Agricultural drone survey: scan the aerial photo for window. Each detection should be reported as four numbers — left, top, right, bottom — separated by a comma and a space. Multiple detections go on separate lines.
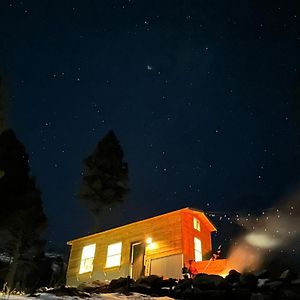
194, 237, 202, 262
79, 244, 96, 274
106, 242, 122, 268
193, 217, 200, 231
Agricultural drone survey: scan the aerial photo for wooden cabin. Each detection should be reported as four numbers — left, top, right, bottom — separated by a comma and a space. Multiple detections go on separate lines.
66, 207, 220, 286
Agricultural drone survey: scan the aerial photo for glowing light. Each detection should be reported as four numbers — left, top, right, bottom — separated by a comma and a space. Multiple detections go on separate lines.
106, 242, 122, 268
147, 242, 158, 250
194, 237, 202, 261
146, 237, 152, 244
79, 244, 96, 274
245, 232, 280, 248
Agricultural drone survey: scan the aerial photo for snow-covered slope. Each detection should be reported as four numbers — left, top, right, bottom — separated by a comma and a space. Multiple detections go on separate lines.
5, 293, 174, 300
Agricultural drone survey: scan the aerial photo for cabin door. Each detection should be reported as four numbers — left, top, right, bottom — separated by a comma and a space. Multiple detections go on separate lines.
131, 242, 145, 280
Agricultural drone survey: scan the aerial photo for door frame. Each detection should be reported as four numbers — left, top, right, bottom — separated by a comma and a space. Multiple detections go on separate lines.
130, 241, 145, 279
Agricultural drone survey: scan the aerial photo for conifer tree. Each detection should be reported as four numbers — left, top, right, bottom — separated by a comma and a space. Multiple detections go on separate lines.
80, 130, 129, 227
0, 129, 47, 291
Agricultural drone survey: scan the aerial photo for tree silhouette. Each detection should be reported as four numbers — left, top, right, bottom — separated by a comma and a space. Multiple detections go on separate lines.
80, 130, 129, 228
0, 129, 47, 291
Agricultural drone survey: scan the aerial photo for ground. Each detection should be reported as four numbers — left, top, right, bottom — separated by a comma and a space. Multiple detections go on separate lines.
3, 293, 173, 300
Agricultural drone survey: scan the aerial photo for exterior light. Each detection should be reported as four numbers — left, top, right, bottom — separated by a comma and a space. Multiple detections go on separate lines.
146, 237, 152, 244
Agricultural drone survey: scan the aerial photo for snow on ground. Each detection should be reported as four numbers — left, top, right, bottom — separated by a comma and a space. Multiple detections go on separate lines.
4, 293, 174, 300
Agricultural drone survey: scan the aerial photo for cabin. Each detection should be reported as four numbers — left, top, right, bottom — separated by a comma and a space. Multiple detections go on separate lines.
66, 207, 226, 286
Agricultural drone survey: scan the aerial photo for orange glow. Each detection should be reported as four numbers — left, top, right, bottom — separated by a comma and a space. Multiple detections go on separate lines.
190, 259, 229, 276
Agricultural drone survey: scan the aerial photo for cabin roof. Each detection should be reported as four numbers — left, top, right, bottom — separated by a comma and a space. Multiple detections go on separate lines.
67, 207, 217, 245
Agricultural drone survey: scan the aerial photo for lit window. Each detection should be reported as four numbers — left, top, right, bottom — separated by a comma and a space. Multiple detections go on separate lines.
106, 242, 122, 268
79, 244, 96, 274
194, 237, 202, 262
193, 217, 200, 231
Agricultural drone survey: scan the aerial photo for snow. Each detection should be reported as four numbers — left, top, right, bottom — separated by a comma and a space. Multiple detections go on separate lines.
5, 293, 174, 300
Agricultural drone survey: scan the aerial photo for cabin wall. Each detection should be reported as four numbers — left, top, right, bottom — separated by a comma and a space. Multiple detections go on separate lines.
181, 211, 213, 264
195, 259, 228, 275
67, 212, 183, 286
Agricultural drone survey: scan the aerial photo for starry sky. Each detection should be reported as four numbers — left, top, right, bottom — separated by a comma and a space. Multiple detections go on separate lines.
0, 0, 300, 251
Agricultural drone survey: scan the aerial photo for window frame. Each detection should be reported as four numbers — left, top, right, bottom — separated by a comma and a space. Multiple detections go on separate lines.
105, 241, 122, 268
193, 217, 201, 231
79, 243, 96, 274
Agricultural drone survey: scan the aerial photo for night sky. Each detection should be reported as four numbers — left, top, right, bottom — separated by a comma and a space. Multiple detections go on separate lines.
0, 0, 300, 251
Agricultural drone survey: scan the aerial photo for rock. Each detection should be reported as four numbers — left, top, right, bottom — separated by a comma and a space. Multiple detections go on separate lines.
109, 277, 132, 291
91, 279, 108, 287
46, 285, 91, 297
291, 278, 300, 285
231, 288, 252, 300
161, 278, 177, 289
136, 275, 164, 290
225, 269, 241, 285
250, 292, 265, 300
193, 273, 226, 289
254, 269, 270, 279
174, 278, 192, 292
130, 282, 151, 294
78, 280, 109, 293
257, 278, 270, 287
181, 286, 194, 298
36, 287, 51, 293
263, 280, 283, 290
114, 286, 132, 295
281, 288, 300, 300
199, 289, 227, 299
239, 273, 258, 290
280, 269, 297, 282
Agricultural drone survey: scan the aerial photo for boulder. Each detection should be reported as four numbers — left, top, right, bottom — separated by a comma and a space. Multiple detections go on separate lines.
254, 269, 270, 279
250, 292, 265, 300
193, 273, 226, 289
225, 269, 241, 285
109, 277, 132, 291
263, 280, 283, 290
161, 278, 177, 289
136, 274, 164, 290
78, 280, 109, 293
239, 273, 258, 290
45, 285, 91, 297
257, 278, 270, 287
174, 278, 192, 292
130, 282, 151, 294
279, 269, 297, 282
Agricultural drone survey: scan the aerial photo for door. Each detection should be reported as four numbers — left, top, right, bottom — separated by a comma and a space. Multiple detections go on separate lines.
151, 254, 183, 279
131, 242, 145, 280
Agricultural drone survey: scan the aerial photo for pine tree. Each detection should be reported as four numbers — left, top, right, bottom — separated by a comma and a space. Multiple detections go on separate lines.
80, 130, 129, 227
0, 129, 47, 291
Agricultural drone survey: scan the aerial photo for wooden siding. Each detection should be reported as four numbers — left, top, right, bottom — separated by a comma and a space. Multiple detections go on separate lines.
67, 211, 183, 284
66, 208, 217, 285
181, 210, 213, 263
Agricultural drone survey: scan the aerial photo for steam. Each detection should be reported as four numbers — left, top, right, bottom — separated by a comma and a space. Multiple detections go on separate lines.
225, 189, 300, 273
245, 232, 281, 248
